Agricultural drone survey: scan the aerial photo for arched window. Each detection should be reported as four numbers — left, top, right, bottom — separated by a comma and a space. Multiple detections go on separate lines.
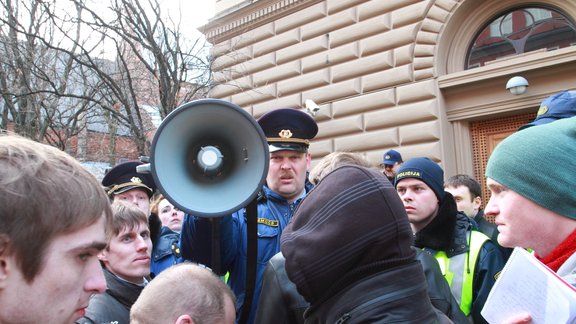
466, 7, 576, 69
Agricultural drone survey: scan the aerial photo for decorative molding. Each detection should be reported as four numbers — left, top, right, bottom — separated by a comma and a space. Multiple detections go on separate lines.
199, 0, 323, 44
438, 46, 576, 89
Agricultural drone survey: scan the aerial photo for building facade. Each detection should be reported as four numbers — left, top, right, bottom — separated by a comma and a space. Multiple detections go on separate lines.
201, 0, 576, 207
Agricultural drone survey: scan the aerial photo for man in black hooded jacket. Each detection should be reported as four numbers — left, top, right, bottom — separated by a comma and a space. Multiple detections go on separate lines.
256, 153, 466, 323
395, 157, 506, 324
281, 165, 452, 323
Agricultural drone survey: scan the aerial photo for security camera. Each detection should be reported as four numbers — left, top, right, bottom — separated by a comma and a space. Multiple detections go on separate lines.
305, 99, 320, 116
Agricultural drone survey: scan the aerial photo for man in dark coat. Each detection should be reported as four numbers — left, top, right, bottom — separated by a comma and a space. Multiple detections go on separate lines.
445, 174, 513, 260
282, 165, 449, 323
77, 201, 152, 324
257, 152, 466, 324
395, 157, 506, 324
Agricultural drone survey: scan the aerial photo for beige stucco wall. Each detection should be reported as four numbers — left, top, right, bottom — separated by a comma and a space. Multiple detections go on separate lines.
200, 0, 576, 174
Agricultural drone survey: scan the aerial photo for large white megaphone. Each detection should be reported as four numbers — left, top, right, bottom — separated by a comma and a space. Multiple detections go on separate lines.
145, 99, 269, 218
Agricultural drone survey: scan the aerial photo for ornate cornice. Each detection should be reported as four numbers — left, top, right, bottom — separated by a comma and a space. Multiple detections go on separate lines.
199, 0, 323, 44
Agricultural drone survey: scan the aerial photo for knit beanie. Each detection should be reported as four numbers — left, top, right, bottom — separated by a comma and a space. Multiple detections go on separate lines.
281, 165, 415, 304
486, 116, 576, 220
394, 157, 445, 201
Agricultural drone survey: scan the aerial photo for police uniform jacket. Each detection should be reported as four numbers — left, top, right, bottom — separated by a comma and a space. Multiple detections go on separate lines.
416, 192, 506, 324
150, 226, 183, 278
76, 268, 144, 324
180, 182, 313, 324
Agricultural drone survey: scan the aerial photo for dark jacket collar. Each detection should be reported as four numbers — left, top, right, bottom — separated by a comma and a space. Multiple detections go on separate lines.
414, 193, 474, 257
103, 268, 145, 308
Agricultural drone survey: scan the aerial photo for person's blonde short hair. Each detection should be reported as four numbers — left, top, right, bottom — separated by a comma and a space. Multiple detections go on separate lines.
131, 263, 236, 324
308, 151, 373, 185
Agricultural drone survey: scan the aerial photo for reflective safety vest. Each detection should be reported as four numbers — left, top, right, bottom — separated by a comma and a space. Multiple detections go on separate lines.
434, 230, 490, 316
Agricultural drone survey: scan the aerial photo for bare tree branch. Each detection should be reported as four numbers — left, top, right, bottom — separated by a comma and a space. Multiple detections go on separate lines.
0, 0, 213, 158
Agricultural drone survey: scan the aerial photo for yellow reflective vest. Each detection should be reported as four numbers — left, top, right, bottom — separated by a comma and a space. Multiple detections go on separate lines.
434, 230, 490, 316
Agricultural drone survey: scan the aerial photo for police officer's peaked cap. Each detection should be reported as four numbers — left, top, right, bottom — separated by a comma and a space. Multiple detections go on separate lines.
257, 108, 318, 153
101, 161, 155, 198
382, 149, 403, 165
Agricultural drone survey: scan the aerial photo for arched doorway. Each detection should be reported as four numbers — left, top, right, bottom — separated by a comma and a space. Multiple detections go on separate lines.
436, 0, 576, 207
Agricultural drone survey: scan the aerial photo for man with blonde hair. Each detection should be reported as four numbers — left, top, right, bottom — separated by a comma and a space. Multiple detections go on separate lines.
131, 263, 236, 324
308, 151, 373, 185
0, 134, 112, 324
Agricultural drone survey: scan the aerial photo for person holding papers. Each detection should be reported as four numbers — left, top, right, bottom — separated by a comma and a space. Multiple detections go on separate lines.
484, 116, 576, 323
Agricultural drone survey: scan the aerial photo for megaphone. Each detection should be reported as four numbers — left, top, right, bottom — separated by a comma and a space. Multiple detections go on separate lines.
146, 99, 269, 218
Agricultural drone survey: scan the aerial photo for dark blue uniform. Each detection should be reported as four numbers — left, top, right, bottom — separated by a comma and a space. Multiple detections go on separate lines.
180, 107, 318, 324
181, 184, 311, 324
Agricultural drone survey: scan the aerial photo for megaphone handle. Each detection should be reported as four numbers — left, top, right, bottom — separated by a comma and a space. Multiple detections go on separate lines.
209, 217, 222, 275
238, 197, 258, 324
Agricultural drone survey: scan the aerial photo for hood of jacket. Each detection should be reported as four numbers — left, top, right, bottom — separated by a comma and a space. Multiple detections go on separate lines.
281, 165, 415, 305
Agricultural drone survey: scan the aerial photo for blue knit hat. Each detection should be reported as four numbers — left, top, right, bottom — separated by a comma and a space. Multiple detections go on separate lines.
394, 157, 445, 201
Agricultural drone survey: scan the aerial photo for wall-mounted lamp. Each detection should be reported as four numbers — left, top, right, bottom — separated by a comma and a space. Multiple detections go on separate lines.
304, 99, 320, 117
506, 76, 529, 95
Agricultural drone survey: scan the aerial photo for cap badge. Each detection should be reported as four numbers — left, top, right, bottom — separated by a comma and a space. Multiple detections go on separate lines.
131, 176, 143, 184
537, 105, 549, 116
385, 155, 391, 159
278, 129, 293, 139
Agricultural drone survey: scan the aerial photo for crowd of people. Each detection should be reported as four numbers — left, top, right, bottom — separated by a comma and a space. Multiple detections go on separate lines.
0, 90, 574, 324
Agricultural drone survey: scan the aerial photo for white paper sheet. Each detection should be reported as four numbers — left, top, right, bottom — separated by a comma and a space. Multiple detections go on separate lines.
481, 247, 576, 324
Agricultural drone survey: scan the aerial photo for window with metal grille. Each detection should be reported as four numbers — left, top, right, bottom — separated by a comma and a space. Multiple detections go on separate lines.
466, 6, 576, 69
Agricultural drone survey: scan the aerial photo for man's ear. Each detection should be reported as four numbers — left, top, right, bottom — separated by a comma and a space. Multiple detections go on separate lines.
473, 196, 482, 210
98, 250, 108, 263
175, 314, 194, 324
0, 235, 11, 288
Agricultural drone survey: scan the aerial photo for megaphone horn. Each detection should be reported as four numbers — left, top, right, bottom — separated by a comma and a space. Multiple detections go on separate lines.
148, 99, 269, 218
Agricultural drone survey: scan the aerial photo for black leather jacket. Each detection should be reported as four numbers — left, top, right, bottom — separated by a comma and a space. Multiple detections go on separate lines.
76, 268, 144, 324
256, 250, 467, 324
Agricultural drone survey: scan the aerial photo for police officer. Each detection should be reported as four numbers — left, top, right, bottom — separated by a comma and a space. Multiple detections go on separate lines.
380, 149, 403, 182
101, 160, 162, 246
180, 108, 318, 324
394, 157, 506, 324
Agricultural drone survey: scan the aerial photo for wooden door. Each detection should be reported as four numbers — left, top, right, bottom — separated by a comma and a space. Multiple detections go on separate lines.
470, 112, 535, 222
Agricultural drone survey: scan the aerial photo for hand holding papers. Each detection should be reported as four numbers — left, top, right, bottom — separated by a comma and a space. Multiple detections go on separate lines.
481, 247, 576, 324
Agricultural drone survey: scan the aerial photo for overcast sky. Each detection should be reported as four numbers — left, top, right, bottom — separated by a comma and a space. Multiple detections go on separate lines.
162, 0, 215, 37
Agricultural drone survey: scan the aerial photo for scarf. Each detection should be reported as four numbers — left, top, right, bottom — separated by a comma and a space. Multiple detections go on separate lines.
537, 229, 576, 272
